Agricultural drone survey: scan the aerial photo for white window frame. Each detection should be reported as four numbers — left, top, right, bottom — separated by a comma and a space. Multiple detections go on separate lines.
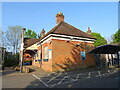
44, 46, 49, 59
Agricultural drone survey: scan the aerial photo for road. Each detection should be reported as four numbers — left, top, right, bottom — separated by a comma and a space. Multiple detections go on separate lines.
2, 68, 120, 88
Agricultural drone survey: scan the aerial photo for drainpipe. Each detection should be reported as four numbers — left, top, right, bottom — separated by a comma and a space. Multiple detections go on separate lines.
40, 44, 42, 68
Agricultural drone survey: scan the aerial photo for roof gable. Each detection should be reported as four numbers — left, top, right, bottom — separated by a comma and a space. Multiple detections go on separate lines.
24, 38, 40, 48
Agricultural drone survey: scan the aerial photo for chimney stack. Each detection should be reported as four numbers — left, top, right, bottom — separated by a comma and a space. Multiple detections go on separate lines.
56, 12, 64, 24
87, 27, 92, 35
40, 28, 45, 38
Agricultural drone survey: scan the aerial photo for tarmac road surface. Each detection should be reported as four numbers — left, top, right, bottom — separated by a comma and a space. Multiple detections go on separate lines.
2, 68, 120, 88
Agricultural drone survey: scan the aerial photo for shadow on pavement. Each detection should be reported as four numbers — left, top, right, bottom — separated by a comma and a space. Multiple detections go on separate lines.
25, 67, 99, 88
25, 71, 63, 88
1, 67, 19, 76
26, 79, 48, 88
25, 67, 120, 88
25, 71, 119, 88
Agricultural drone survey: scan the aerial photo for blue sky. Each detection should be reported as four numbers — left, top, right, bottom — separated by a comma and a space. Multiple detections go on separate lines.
2, 2, 118, 41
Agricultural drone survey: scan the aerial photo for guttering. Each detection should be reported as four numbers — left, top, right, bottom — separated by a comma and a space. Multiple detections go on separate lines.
37, 33, 96, 45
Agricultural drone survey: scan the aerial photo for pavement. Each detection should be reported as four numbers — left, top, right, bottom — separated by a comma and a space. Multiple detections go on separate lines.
1, 66, 50, 76
1, 66, 120, 88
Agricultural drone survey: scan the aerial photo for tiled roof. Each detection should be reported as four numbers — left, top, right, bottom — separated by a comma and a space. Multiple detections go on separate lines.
42, 21, 95, 39
24, 38, 40, 48
24, 21, 95, 48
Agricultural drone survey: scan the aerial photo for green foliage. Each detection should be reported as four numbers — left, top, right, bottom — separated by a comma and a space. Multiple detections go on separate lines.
2, 61, 5, 70
92, 32, 107, 47
112, 29, 120, 43
4, 53, 19, 67
25, 29, 38, 39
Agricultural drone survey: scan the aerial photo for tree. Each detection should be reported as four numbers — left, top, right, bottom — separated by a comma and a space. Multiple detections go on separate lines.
0, 28, 3, 47
25, 29, 38, 39
5, 26, 22, 54
91, 32, 107, 47
0, 28, 6, 48
112, 29, 120, 43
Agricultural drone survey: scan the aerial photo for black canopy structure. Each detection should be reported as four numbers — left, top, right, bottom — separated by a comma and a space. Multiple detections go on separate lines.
89, 45, 120, 54
89, 44, 120, 68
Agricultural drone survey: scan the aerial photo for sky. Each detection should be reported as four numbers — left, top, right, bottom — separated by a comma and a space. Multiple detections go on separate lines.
2, 2, 118, 42
1, 0, 119, 2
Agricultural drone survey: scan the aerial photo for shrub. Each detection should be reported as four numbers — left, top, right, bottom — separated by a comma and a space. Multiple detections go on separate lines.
2, 61, 5, 70
4, 53, 19, 67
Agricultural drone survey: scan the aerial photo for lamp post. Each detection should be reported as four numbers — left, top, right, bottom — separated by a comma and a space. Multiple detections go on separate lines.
20, 28, 26, 73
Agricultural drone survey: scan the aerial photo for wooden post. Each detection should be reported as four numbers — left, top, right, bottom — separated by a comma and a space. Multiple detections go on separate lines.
117, 52, 120, 67
111, 54, 114, 66
93, 54, 98, 69
108, 54, 110, 68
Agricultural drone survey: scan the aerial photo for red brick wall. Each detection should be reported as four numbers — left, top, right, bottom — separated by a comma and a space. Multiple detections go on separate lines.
52, 39, 96, 72
41, 42, 53, 72
32, 39, 95, 72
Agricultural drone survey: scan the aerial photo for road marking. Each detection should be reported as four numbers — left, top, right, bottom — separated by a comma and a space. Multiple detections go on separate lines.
33, 68, 119, 87
108, 70, 112, 74
51, 79, 74, 87
32, 74, 49, 87
58, 76, 69, 84
74, 74, 82, 81
86, 72, 91, 78
95, 71, 102, 77
47, 73, 62, 83
108, 68, 116, 74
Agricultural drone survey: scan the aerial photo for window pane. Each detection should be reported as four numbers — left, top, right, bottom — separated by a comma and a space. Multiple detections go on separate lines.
44, 46, 48, 59
80, 51, 86, 60
49, 49, 52, 59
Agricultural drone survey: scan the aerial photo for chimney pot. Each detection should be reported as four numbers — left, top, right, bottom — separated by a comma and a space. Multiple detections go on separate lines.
40, 28, 45, 38
87, 27, 92, 35
56, 12, 64, 24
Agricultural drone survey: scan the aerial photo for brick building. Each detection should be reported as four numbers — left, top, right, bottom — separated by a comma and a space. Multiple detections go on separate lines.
23, 12, 96, 72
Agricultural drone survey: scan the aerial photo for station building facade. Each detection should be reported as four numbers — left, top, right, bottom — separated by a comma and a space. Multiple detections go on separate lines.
23, 12, 96, 72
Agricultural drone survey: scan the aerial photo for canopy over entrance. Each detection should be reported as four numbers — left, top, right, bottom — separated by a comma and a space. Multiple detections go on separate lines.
89, 43, 120, 68
24, 50, 37, 56
89, 44, 120, 54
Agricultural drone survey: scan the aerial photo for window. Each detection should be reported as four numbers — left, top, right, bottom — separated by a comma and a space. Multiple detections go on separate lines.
49, 49, 52, 59
80, 51, 86, 61
44, 46, 49, 59
39, 49, 42, 59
